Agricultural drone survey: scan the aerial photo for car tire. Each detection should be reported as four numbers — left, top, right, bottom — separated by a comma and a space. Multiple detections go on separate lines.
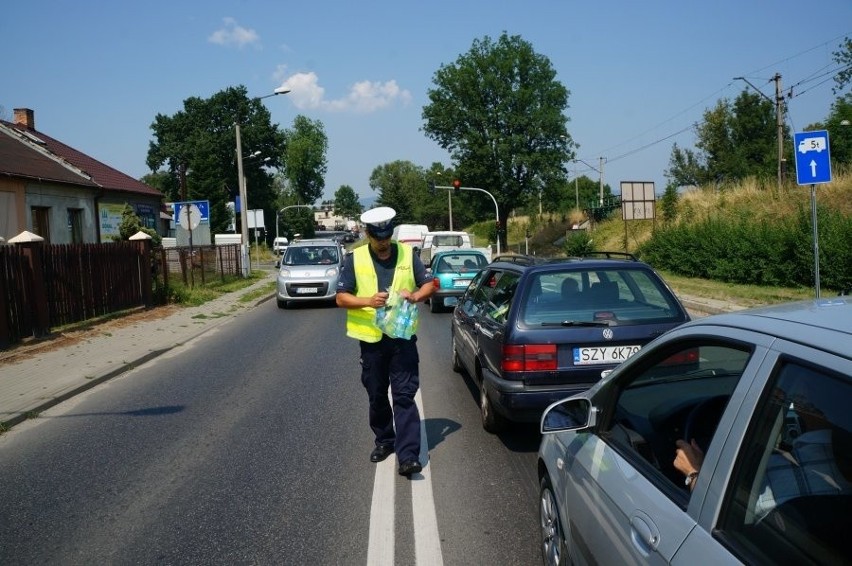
430, 297, 441, 313
480, 379, 508, 433
451, 335, 463, 373
277, 298, 288, 309
540, 475, 569, 566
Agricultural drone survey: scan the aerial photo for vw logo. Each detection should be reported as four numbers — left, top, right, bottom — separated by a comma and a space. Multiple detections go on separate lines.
602, 328, 614, 341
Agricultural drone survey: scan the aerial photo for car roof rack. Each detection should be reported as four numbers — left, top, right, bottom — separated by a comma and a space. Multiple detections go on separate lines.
574, 251, 638, 261
490, 254, 545, 266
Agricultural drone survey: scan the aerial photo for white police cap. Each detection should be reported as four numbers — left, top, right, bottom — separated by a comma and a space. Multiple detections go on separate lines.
360, 207, 396, 238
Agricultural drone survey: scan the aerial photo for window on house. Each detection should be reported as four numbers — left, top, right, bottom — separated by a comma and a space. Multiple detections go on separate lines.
68, 208, 83, 244
31, 206, 51, 243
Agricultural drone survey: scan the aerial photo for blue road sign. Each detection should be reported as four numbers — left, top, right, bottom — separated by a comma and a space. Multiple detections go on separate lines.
173, 200, 210, 223
794, 130, 831, 185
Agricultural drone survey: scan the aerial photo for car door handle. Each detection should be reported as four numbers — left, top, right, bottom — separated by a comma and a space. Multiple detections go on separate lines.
629, 512, 660, 555
474, 322, 481, 334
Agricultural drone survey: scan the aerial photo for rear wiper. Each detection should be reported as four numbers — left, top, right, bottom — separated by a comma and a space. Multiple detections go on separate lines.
540, 320, 613, 327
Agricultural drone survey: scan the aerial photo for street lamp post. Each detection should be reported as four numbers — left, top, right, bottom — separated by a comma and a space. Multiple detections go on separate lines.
276, 204, 314, 240
434, 184, 500, 255
235, 86, 290, 277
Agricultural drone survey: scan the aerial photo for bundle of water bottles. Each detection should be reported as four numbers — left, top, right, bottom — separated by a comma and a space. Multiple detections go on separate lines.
375, 290, 418, 340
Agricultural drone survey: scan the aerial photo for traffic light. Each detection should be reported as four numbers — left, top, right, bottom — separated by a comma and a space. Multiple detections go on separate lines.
496, 220, 501, 232
428, 181, 436, 195
452, 179, 461, 193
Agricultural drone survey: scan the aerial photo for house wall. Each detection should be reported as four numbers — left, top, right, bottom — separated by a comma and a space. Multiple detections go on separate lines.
25, 182, 99, 244
0, 178, 26, 241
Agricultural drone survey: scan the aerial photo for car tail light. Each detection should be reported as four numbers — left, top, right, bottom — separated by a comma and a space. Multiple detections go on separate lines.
502, 344, 557, 372
432, 278, 442, 290
660, 348, 699, 366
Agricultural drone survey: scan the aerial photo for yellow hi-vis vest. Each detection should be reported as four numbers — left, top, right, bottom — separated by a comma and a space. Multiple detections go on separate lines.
346, 243, 417, 342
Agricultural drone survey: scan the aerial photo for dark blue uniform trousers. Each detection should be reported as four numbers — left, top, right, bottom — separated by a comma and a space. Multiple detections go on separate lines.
360, 334, 422, 464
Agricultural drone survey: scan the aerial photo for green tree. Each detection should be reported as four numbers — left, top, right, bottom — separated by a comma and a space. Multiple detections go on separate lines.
333, 184, 363, 220
815, 94, 852, 169
116, 203, 161, 246
832, 36, 852, 94
283, 115, 328, 206
369, 160, 426, 223
422, 32, 576, 250
666, 90, 786, 187
146, 86, 285, 236
660, 183, 679, 225
140, 170, 180, 202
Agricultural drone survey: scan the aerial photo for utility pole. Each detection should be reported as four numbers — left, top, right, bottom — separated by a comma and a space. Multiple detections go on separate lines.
599, 157, 606, 207
774, 73, 784, 189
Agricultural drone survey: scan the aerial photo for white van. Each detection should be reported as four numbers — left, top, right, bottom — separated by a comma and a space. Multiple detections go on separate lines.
272, 236, 289, 255
392, 224, 429, 246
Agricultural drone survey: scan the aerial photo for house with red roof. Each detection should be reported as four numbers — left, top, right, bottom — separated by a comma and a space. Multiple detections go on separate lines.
0, 108, 165, 244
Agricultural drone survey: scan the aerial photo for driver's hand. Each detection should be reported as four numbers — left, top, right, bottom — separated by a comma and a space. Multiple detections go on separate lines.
674, 439, 704, 477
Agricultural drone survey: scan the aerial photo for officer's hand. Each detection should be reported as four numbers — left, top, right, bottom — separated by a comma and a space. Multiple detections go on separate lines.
371, 292, 389, 308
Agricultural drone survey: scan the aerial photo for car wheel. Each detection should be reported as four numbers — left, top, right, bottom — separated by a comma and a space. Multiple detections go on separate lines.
480, 379, 508, 433
277, 298, 288, 309
451, 335, 463, 373
430, 296, 441, 313
540, 475, 569, 566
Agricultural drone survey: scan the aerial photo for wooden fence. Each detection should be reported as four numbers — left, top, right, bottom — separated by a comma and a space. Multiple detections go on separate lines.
0, 242, 242, 349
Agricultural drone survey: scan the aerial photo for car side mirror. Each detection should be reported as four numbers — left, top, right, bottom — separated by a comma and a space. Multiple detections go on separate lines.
541, 398, 595, 433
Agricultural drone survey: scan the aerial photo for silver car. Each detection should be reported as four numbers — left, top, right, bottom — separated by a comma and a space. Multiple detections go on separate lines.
538, 298, 852, 565
276, 239, 343, 308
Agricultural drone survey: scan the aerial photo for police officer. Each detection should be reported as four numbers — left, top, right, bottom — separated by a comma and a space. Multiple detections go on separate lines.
336, 207, 435, 476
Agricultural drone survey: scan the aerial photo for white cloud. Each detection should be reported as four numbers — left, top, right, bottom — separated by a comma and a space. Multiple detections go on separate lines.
278, 73, 411, 113
208, 17, 260, 48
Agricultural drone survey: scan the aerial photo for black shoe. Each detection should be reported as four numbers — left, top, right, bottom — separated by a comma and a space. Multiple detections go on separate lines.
370, 444, 394, 463
398, 460, 422, 476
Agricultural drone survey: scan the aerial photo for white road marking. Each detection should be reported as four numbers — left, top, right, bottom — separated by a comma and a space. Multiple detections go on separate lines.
367, 457, 395, 566
366, 389, 444, 565
412, 389, 444, 565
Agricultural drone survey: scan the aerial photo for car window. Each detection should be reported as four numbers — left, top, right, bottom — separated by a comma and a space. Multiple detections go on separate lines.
522, 268, 683, 325
716, 359, 852, 564
601, 341, 752, 499
435, 254, 486, 273
483, 272, 520, 323
460, 269, 508, 317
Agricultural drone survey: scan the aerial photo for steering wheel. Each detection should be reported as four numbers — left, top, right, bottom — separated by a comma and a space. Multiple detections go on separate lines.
683, 395, 729, 454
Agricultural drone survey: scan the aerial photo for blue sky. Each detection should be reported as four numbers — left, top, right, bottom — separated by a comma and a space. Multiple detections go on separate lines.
3, 1, 850, 205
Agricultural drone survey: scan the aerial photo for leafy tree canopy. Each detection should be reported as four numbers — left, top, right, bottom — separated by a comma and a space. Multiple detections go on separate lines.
283, 115, 328, 206
832, 36, 852, 94
333, 184, 363, 220
422, 32, 576, 248
666, 90, 789, 188
146, 85, 285, 236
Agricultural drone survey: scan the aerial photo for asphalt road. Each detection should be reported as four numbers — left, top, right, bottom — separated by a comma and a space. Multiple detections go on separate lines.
0, 299, 541, 565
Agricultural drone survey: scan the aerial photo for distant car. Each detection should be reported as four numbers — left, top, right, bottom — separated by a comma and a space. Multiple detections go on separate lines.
272, 236, 289, 255
427, 249, 489, 313
537, 298, 852, 566
451, 253, 690, 432
276, 239, 343, 308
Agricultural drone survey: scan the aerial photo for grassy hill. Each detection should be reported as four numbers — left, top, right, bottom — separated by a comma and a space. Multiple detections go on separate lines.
487, 170, 852, 305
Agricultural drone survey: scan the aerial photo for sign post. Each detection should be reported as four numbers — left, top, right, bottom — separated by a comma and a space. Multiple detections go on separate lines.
793, 130, 832, 299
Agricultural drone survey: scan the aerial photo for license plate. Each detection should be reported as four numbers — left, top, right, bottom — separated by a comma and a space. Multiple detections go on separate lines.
453, 279, 471, 288
573, 345, 641, 366
296, 287, 318, 294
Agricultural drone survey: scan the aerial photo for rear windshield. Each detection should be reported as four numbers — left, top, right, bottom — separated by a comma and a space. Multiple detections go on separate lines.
521, 268, 685, 325
434, 254, 488, 273
432, 234, 465, 247
283, 245, 340, 266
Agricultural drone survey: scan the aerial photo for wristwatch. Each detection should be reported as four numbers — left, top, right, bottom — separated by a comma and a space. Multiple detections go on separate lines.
685, 471, 699, 487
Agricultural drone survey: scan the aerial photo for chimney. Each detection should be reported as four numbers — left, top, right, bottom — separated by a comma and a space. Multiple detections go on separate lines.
13, 108, 35, 130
